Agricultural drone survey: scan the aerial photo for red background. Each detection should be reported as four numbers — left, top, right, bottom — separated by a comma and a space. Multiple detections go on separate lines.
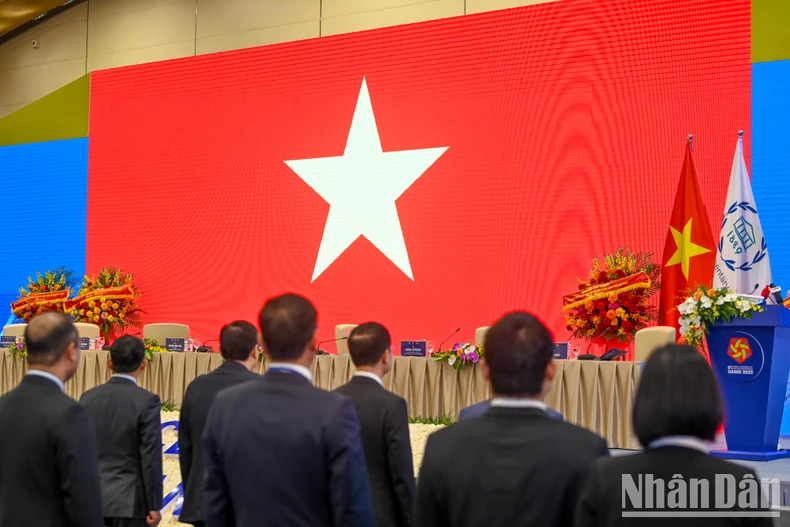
87, 0, 751, 349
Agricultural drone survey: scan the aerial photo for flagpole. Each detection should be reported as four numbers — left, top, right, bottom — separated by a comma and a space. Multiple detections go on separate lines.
738, 129, 744, 143
688, 134, 693, 152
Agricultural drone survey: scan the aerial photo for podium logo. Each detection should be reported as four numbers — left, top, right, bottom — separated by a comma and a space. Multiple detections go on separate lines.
728, 337, 752, 364
621, 473, 780, 518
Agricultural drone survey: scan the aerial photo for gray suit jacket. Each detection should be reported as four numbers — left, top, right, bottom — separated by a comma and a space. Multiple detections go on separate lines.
458, 400, 564, 421
80, 376, 163, 519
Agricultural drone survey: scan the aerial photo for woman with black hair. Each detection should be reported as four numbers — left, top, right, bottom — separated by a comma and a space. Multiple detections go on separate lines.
574, 344, 775, 527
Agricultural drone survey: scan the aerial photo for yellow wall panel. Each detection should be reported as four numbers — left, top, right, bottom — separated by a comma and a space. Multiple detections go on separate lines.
88, 0, 191, 20
0, 58, 85, 107
197, 21, 319, 55
196, 0, 319, 39
0, 104, 25, 119
87, 41, 195, 71
322, 0, 463, 36
466, 0, 557, 15
87, 0, 195, 56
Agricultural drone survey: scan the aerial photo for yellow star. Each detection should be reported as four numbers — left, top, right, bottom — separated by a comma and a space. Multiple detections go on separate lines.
665, 218, 711, 279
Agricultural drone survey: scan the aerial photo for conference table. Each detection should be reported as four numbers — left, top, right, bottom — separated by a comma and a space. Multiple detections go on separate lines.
0, 350, 641, 449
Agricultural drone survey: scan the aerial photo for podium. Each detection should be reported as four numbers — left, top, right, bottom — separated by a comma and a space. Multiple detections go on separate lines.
707, 305, 790, 461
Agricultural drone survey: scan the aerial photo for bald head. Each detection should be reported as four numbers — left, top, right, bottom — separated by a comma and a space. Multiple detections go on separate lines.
25, 312, 79, 367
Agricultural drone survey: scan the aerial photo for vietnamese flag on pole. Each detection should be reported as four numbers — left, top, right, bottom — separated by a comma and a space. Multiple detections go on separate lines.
659, 141, 717, 332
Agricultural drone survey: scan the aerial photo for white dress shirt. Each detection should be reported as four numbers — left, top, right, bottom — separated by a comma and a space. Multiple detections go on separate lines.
353, 371, 383, 386
26, 370, 65, 392
648, 435, 710, 453
111, 373, 138, 385
490, 397, 548, 411
267, 362, 313, 382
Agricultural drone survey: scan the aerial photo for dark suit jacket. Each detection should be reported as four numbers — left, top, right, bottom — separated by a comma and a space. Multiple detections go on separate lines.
203, 370, 375, 527
415, 406, 609, 527
0, 374, 104, 527
459, 400, 564, 421
574, 446, 774, 527
335, 375, 415, 527
80, 376, 163, 519
178, 360, 257, 523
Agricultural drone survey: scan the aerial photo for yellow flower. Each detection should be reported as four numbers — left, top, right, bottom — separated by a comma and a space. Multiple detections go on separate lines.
119, 313, 125, 319
112, 303, 119, 310
610, 318, 619, 326
608, 293, 618, 302
88, 301, 95, 308
93, 316, 100, 322
584, 300, 594, 310
93, 307, 100, 314
107, 315, 115, 322
100, 303, 108, 310
592, 316, 602, 325
616, 308, 627, 319
100, 297, 106, 303
79, 309, 85, 316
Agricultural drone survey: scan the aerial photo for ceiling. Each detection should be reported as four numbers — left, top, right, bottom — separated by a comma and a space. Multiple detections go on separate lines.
0, 0, 77, 39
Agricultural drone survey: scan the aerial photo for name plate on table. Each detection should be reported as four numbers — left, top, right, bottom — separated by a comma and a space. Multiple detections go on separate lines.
0, 336, 16, 348
79, 337, 91, 351
553, 343, 568, 359
401, 341, 427, 357
166, 338, 185, 352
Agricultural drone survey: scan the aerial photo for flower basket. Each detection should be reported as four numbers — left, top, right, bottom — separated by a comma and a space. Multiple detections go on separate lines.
10, 267, 75, 322
563, 246, 660, 344
677, 286, 763, 349
431, 342, 483, 370
66, 267, 143, 343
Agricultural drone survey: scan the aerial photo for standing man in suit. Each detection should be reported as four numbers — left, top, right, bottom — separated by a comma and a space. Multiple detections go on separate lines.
0, 311, 103, 527
178, 320, 260, 527
80, 336, 163, 527
335, 322, 415, 527
203, 293, 375, 527
459, 399, 564, 421
415, 312, 609, 527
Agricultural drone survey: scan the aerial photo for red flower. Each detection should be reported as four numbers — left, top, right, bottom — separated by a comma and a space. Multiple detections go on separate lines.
615, 269, 627, 278
594, 300, 606, 310
566, 325, 574, 332
622, 320, 634, 331
41, 285, 48, 292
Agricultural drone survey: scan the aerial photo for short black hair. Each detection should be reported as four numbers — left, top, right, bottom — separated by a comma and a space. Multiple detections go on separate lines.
347, 322, 391, 367
110, 336, 146, 373
24, 312, 79, 366
484, 312, 554, 396
633, 344, 723, 446
220, 321, 258, 361
259, 293, 317, 361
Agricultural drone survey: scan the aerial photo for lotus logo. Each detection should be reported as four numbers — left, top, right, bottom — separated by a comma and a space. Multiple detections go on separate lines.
728, 337, 752, 364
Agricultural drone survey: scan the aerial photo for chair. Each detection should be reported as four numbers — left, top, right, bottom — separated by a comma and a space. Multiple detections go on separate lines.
475, 326, 490, 347
634, 326, 676, 362
334, 324, 358, 355
143, 323, 189, 345
74, 323, 100, 339
2, 324, 27, 338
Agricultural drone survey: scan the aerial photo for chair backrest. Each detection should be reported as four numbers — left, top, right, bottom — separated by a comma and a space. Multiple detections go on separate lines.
335, 324, 358, 355
73, 323, 100, 339
475, 326, 491, 347
634, 326, 676, 362
2, 324, 27, 338
143, 323, 190, 344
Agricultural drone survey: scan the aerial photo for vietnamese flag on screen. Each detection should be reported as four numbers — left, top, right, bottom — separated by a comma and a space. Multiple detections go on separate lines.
87, 0, 750, 345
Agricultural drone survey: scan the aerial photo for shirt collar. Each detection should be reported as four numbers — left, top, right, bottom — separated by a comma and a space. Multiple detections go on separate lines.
648, 436, 710, 453
267, 362, 312, 382
26, 370, 65, 392
490, 397, 548, 411
354, 371, 383, 386
112, 373, 138, 385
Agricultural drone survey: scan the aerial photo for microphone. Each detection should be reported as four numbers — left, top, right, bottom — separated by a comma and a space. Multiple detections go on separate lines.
761, 285, 771, 301
578, 327, 612, 360
197, 339, 219, 353
750, 283, 761, 295
316, 336, 348, 355
770, 284, 784, 304
437, 328, 461, 352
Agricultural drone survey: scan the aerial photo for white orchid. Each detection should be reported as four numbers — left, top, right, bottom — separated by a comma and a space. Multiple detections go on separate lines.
724, 293, 738, 302
678, 298, 697, 315
716, 297, 726, 305
447, 355, 456, 366
700, 296, 712, 309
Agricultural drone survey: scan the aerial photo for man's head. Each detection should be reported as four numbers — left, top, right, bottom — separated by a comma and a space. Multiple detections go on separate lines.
109, 336, 146, 374
24, 311, 81, 380
259, 293, 318, 362
220, 320, 260, 362
347, 322, 392, 375
482, 312, 555, 397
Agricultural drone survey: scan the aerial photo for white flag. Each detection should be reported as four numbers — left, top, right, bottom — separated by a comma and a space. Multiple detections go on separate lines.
713, 136, 772, 294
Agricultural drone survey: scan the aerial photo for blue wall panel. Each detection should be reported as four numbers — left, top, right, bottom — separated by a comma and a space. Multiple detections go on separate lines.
0, 138, 88, 325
